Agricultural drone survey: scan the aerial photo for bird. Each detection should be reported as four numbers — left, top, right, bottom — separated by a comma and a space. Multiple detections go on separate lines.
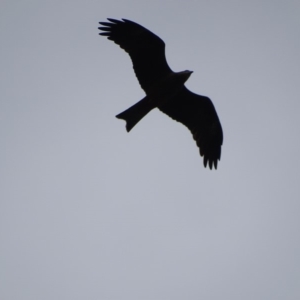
98, 18, 223, 169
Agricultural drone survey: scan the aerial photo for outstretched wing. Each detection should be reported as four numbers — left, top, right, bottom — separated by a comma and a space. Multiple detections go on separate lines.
99, 18, 172, 93
159, 86, 223, 169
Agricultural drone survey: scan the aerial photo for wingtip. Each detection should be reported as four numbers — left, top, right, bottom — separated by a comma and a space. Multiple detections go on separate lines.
214, 160, 218, 169
203, 156, 219, 170
204, 157, 208, 168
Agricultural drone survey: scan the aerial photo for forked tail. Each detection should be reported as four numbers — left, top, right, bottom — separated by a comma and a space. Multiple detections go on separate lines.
116, 96, 155, 132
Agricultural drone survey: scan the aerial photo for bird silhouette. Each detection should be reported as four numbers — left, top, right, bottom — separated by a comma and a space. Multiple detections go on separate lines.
99, 18, 223, 169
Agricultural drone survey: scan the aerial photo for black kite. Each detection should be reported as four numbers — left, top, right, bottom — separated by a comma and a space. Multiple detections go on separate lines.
99, 18, 223, 169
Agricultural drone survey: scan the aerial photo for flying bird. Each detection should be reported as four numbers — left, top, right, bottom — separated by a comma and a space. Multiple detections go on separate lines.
98, 18, 223, 169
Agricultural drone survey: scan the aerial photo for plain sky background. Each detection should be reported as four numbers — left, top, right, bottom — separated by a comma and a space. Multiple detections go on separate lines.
1, 0, 300, 299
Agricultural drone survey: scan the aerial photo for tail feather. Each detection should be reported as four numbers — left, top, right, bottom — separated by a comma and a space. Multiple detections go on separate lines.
116, 97, 154, 132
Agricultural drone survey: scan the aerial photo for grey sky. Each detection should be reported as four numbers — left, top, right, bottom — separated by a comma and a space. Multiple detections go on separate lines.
1, 0, 300, 299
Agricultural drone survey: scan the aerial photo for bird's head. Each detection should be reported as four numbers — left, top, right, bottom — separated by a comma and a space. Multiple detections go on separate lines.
181, 70, 193, 82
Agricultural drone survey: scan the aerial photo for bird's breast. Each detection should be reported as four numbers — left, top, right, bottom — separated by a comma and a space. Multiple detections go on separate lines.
146, 74, 186, 106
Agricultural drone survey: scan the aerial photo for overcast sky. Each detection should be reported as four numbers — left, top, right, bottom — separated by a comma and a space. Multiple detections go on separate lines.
1, 0, 300, 299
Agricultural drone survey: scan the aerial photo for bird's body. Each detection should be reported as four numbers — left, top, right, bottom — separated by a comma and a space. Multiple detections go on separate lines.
99, 18, 223, 169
